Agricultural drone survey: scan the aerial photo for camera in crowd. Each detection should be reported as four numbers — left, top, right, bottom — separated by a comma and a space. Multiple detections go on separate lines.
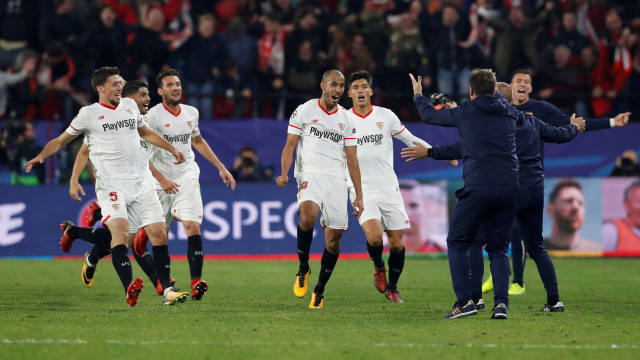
431, 92, 454, 110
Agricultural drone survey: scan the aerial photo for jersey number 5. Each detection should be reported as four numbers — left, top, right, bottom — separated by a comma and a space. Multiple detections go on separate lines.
110, 192, 118, 201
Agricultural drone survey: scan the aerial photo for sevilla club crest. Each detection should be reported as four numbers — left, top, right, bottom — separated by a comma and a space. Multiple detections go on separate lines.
376, 122, 384, 130
187, 120, 193, 129
338, 123, 345, 131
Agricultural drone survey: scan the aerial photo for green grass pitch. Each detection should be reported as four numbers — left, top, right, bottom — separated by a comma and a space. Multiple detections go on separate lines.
1, 257, 639, 359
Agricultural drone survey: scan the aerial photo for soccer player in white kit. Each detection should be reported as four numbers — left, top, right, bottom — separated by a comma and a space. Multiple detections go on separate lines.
136, 69, 236, 301
346, 70, 434, 303
25, 67, 187, 306
63, 80, 180, 296
276, 70, 364, 309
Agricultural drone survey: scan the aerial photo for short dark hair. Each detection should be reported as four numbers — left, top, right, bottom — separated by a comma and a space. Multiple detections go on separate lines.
91, 66, 120, 94
549, 178, 583, 203
624, 180, 640, 202
322, 69, 344, 83
122, 80, 149, 97
156, 69, 180, 88
348, 70, 373, 88
469, 68, 496, 97
511, 69, 531, 81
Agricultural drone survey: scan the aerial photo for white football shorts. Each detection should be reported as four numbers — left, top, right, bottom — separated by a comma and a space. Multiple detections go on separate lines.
296, 173, 348, 230
349, 188, 410, 230
157, 177, 203, 231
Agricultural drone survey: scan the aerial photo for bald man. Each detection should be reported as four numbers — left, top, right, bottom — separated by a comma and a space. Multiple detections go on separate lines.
277, 70, 364, 309
409, 82, 585, 313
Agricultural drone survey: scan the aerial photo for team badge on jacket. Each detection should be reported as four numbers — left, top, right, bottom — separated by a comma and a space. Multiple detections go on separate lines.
187, 121, 193, 129
338, 123, 345, 131
376, 122, 384, 130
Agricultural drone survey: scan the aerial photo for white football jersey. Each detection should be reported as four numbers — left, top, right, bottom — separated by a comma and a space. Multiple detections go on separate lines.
145, 103, 201, 183
288, 99, 357, 179
66, 98, 146, 180
347, 106, 428, 192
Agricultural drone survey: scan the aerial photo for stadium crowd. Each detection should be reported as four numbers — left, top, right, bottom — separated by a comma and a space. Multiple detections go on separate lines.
1, 0, 640, 123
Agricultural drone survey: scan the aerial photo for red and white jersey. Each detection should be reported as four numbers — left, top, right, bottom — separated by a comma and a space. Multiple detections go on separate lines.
288, 99, 357, 179
66, 98, 146, 180
347, 106, 428, 192
145, 103, 201, 183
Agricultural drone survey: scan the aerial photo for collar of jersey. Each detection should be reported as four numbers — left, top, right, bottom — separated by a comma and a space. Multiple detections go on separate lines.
317, 99, 338, 115
162, 102, 182, 117
99, 102, 118, 110
351, 106, 373, 119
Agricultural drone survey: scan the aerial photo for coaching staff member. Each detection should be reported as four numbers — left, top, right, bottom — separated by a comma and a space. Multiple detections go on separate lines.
409, 69, 518, 319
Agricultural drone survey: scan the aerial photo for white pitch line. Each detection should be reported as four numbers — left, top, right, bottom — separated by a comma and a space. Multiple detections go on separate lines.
2, 339, 639, 350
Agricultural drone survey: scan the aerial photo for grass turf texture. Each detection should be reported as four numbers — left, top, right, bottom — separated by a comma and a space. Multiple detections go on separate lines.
1, 257, 638, 359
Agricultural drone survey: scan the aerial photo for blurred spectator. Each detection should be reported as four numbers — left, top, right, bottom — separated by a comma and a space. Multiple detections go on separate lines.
0, 52, 37, 118
285, 40, 321, 115
224, 17, 257, 86
127, 7, 171, 100
215, 59, 252, 119
180, 13, 228, 120
160, 0, 194, 52
230, 145, 274, 182
288, 7, 326, 63
345, 33, 376, 75
0, 120, 44, 184
591, 8, 635, 117
0, 0, 39, 69
627, 47, 640, 122
255, 13, 287, 118
552, 11, 591, 63
39, 0, 83, 54
575, 45, 598, 116
610, 150, 640, 177
385, 11, 430, 119
538, 45, 579, 114
6, 50, 43, 120
85, 5, 128, 70
327, 25, 350, 74
569, 0, 608, 45
482, 2, 554, 81
36, 44, 81, 120
431, 4, 471, 101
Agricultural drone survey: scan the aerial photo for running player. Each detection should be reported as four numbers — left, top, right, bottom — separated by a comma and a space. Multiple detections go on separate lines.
135, 69, 236, 301
26, 67, 188, 306
63, 80, 179, 296
276, 69, 364, 309
346, 70, 440, 303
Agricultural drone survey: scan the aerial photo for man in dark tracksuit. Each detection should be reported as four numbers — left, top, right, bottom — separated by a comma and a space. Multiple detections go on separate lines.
505, 69, 631, 293
426, 83, 584, 313
409, 70, 519, 319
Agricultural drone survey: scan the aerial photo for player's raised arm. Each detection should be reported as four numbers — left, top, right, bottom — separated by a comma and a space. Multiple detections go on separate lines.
191, 135, 236, 190
69, 142, 90, 201
276, 133, 299, 187
137, 124, 185, 164
25, 131, 77, 173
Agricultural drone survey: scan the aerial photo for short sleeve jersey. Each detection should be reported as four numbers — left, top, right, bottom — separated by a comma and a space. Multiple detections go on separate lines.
145, 103, 201, 183
288, 99, 356, 179
347, 106, 405, 192
66, 98, 146, 180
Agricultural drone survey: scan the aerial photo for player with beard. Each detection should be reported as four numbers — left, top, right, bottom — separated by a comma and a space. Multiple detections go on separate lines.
277, 69, 364, 309
26, 66, 187, 306
345, 70, 453, 302
62, 80, 180, 296
135, 69, 236, 301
